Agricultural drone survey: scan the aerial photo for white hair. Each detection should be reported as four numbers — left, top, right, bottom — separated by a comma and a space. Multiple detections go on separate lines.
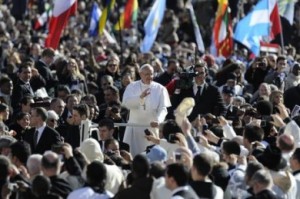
26, 154, 42, 176
139, 64, 153, 73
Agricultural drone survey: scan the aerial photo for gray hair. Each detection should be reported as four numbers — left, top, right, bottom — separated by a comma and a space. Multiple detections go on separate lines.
139, 64, 153, 73
27, 154, 42, 176
251, 169, 273, 187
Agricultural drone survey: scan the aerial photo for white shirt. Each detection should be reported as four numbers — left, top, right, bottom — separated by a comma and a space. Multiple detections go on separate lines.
36, 123, 46, 143
193, 83, 205, 96
171, 186, 189, 199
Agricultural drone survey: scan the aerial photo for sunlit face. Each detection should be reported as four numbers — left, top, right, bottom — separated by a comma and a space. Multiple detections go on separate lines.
139, 67, 154, 85
107, 141, 120, 155
66, 96, 79, 111
259, 84, 269, 97
194, 66, 206, 84
53, 100, 65, 116
30, 109, 40, 127
107, 60, 119, 73
19, 66, 32, 83
273, 93, 283, 105
67, 59, 77, 73
72, 110, 82, 125
99, 126, 113, 140
0, 108, 9, 121
121, 75, 133, 87
17, 114, 30, 129
277, 59, 287, 71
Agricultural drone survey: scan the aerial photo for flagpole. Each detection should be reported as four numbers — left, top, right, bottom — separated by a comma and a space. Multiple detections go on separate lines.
116, 5, 124, 65
278, 16, 284, 54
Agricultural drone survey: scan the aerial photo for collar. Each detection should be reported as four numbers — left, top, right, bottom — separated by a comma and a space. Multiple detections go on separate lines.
171, 185, 189, 195
194, 82, 206, 87
140, 80, 151, 87
36, 123, 46, 133
39, 59, 48, 67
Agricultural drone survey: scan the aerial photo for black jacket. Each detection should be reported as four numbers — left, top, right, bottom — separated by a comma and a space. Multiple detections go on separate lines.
23, 126, 62, 154
49, 176, 72, 198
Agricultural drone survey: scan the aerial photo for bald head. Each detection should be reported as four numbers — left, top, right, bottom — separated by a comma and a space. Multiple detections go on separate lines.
278, 134, 294, 152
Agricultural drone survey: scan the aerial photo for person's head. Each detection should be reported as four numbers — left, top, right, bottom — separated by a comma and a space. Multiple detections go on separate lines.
121, 73, 133, 87
222, 86, 235, 105
79, 138, 104, 162
67, 58, 80, 75
161, 119, 182, 140
30, 107, 48, 127
290, 148, 300, 172
269, 90, 283, 105
40, 48, 55, 65
86, 161, 107, 191
106, 54, 120, 74
50, 98, 66, 116
18, 65, 32, 83
100, 75, 114, 90
132, 154, 150, 179
139, 64, 154, 85
221, 140, 241, 164
46, 110, 59, 128
194, 60, 208, 84
20, 96, 34, 113
26, 154, 42, 179
72, 104, 90, 125
16, 112, 30, 129
250, 169, 273, 195
0, 103, 9, 121
104, 138, 120, 155
0, 136, 16, 156
65, 94, 79, 111
292, 62, 300, 76
0, 76, 13, 95
276, 56, 287, 72
165, 163, 189, 190
258, 83, 271, 97
166, 59, 179, 75
267, 54, 277, 69
104, 85, 119, 103
243, 125, 264, 150
277, 134, 294, 153
32, 175, 51, 197
245, 161, 264, 185
191, 153, 213, 181
41, 151, 61, 177
98, 118, 114, 141
56, 85, 71, 102
0, 155, 10, 180
10, 141, 31, 167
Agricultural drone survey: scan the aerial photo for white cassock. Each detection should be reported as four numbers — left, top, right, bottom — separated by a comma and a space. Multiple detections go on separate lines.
122, 80, 171, 156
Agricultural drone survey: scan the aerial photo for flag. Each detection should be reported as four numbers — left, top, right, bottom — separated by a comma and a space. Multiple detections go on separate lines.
186, 3, 205, 53
140, 0, 166, 53
88, 3, 117, 43
99, 0, 116, 35
234, 0, 282, 56
212, 0, 233, 57
278, 0, 295, 25
34, 9, 52, 30
45, 0, 77, 49
115, 0, 138, 30
89, 2, 101, 36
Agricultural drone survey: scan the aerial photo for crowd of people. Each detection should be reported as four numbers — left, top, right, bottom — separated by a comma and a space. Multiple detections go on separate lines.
1, 0, 300, 199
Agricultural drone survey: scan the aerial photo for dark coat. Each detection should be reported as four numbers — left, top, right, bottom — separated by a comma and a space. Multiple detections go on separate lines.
49, 176, 72, 198
23, 126, 62, 154
35, 60, 57, 91
172, 83, 226, 121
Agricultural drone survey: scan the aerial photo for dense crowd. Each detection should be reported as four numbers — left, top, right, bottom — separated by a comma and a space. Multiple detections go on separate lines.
1, 0, 300, 199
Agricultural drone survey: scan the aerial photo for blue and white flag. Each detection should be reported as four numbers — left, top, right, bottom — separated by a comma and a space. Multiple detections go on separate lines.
89, 2, 101, 37
140, 0, 166, 53
234, 0, 271, 56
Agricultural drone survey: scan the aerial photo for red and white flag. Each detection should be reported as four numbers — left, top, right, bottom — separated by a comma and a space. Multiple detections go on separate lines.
45, 0, 77, 49
269, 0, 281, 40
34, 10, 52, 30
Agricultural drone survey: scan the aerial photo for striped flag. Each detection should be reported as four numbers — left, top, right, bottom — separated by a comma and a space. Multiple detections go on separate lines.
45, 0, 77, 49
115, 0, 138, 30
212, 0, 233, 57
277, 0, 295, 25
99, 0, 116, 35
186, 3, 205, 53
34, 9, 52, 30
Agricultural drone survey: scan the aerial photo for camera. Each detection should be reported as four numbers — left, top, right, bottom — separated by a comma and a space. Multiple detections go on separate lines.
111, 106, 119, 114
144, 129, 151, 136
175, 70, 198, 89
174, 152, 182, 161
169, 134, 178, 143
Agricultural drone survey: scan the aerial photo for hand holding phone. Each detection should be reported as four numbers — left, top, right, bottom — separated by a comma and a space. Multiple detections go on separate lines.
144, 129, 151, 136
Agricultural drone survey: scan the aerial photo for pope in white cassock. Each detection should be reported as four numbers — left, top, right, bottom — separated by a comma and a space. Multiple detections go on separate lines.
122, 64, 171, 156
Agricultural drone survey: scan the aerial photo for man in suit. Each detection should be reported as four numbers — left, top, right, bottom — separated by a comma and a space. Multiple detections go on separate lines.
24, 107, 62, 154
35, 48, 57, 92
165, 163, 198, 199
172, 60, 226, 122
98, 118, 129, 152
11, 65, 35, 112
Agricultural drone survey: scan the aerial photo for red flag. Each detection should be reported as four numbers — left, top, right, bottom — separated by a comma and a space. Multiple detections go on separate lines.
269, 0, 282, 39
45, 0, 77, 49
